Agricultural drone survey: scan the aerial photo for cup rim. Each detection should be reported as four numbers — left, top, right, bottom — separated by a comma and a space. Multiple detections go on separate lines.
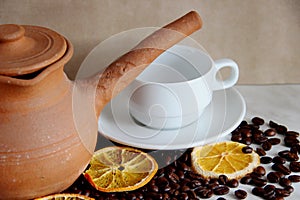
135, 44, 214, 85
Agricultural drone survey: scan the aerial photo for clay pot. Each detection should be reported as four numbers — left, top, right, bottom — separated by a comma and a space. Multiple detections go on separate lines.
0, 11, 202, 199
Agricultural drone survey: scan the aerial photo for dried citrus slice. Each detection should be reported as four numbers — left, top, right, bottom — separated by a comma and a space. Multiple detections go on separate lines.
35, 193, 94, 200
84, 146, 158, 192
191, 141, 260, 179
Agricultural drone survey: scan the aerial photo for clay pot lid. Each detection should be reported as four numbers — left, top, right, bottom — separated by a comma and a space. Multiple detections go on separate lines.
0, 24, 67, 76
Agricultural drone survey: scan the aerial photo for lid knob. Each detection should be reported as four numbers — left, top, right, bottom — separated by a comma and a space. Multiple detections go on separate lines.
0, 24, 25, 43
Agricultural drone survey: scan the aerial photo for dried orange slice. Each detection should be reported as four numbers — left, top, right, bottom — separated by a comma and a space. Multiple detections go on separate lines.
191, 141, 260, 179
35, 193, 94, 200
84, 146, 158, 192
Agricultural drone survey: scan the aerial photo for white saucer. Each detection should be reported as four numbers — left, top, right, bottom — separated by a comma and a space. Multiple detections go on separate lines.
98, 87, 246, 150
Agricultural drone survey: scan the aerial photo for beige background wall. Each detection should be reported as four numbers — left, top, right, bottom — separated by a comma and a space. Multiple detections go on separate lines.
1, 0, 299, 84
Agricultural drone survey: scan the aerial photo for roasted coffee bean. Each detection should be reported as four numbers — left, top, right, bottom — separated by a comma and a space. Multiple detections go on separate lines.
285, 152, 299, 161
239, 120, 248, 127
181, 185, 190, 192
251, 177, 267, 187
284, 136, 299, 147
149, 184, 159, 192
179, 162, 191, 171
157, 168, 164, 176
240, 128, 252, 137
218, 175, 228, 185
208, 182, 220, 190
290, 144, 299, 154
162, 193, 169, 199
242, 146, 253, 153
264, 128, 277, 137
174, 190, 180, 196
273, 196, 285, 200
264, 184, 276, 194
209, 178, 218, 184
105, 193, 118, 200
168, 172, 179, 183
178, 192, 188, 200
128, 193, 140, 200
179, 153, 189, 163
250, 172, 262, 179
256, 148, 266, 156
186, 171, 202, 180
138, 192, 145, 199
241, 131, 252, 138
201, 178, 210, 186
187, 190, 197, 199
179, 179, 191, 188
151, 192, 164, 199
279, 177, 291, 187
278, 150, 290, 158
231, 130, 241, 136
264, 192, 276, 200
286, 131, 300, 137
276, 125, 287, 134
252, 117, 264, 125
263, 188, 275, 199
272, 163, 291, 175
260, 156, 273, 164
272, 156, 286, 164
234, 189, 247, 199
294, 143, 300, 153
288, 174, 300, 182
268, 138, 281, 145
166, 166, 176, 174
170, 182, 180, 190
252, 186, 265, 197
262, 141, 272, 151
156, 177, 169, 188
231, 135, 243, 142
253, 129, 264, 136
285, 185, 294, 193
275, 171, 285, 178
217, 197, 226, 200
240, 175, 252, 184
196, 188, 213, 199
226, 179, 239, 188
275, 188, 290, 197
267, 172, 280, 183
163, 185, 171, 192
269, 120, 278, 128
241, 137, 252, 145
253, 136, 268, 145
213, 186, 229, 195
290, 161, 300, 172
177, 170, 185, 179
148, 179, 156, 186
249, 124, 260, 130
253, 166, 266, 176
233, 127, 241, 133
188, 180, 202, 188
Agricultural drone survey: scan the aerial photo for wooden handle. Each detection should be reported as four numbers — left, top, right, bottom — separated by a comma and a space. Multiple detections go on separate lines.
95, 11, 202, 116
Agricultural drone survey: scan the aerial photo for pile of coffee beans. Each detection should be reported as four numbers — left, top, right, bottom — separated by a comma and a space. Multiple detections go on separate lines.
64, 117, 299, 199
230, 117, 300, 199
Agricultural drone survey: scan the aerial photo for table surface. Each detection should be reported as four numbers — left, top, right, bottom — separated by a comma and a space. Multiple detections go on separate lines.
236, 84, 300, 132
95, 84, 300, 200
221, 84, 300, 200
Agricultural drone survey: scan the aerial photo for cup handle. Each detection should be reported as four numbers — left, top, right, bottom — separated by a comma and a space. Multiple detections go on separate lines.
212, 58, 239, 91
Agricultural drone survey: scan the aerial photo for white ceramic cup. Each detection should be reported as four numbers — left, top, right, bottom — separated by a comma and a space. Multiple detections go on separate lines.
128, 45, 239, 130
